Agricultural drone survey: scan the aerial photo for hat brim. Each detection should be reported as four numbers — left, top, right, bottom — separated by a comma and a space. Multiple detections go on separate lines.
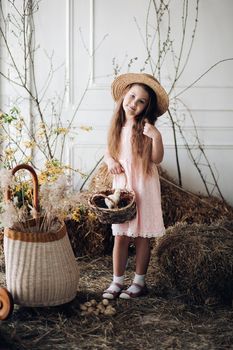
111, 73, 169, 117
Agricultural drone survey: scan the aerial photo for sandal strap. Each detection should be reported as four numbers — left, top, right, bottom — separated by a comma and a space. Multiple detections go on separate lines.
131, 282, 144, 289
120, 283, 148, 298
111, 282, 124, 289
104, 282, 123, 293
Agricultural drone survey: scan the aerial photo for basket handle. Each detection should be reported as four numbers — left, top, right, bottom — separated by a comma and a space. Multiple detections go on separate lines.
113, 171, 128, 190
5, 164, 39, 217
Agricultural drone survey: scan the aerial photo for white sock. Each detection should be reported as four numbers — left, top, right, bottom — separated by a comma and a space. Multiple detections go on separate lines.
102, 275, 124, 299
113, 275, 124, 285
133, 273, 145, 287
127, 273, 145, 293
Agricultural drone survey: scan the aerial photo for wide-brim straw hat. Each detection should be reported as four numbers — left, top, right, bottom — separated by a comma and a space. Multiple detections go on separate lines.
111, 73, 169, 117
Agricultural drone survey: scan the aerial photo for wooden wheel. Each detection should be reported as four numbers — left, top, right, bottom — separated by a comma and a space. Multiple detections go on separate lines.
0, 287, 14, 320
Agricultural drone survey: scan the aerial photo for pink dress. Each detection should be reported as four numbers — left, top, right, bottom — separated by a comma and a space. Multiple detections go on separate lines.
112, 122, 165, 238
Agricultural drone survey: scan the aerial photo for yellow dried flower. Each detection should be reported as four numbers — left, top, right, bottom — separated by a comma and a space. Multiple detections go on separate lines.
38, 160, 67, 183
38, 173, 47, 184
71, 209, 81, 222
36, 122, 47, 139
79, 125, 93, 132
54, 127, 69, 135
4, 147, 16, 160
5, 148, 16, 156
22, 156, 33, 164
25, 188, 33, 199
39, 122, 46, 129
14, 118, 24, 131
14, 184, 22, 193
36, 130, 45, 139
87, 210, 97, 222
23, 140, 36, 148
0, 135, 7, 141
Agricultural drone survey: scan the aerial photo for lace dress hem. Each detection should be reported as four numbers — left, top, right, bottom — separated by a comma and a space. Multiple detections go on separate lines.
112, 229, 165, 238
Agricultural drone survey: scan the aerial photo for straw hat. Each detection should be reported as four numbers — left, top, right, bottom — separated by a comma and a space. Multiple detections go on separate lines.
111, 73, 169, 116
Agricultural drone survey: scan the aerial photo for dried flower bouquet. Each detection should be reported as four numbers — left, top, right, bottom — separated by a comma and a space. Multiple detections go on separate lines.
0, 167, 81, 233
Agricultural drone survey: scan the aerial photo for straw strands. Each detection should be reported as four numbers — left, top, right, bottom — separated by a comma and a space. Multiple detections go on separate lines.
154, 221, 233, 305
0, 254, 233, 349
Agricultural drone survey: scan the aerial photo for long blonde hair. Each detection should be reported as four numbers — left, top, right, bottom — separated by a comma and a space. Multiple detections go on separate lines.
107, 83, 159, 175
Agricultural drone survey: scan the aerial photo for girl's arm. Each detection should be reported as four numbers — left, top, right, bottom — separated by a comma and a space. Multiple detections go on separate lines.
143, 123, 164, 164
151, 131, 164, 164
104, 149, 125, 174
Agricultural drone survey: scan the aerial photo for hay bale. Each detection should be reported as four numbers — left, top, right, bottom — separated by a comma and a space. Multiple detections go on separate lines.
160, 170, 233, 227
65, 218, 113, 258
154, 221, 233, 305
65, 193, 113, 257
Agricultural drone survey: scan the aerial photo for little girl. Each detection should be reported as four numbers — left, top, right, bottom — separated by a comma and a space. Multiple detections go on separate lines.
103, 73, 169, 299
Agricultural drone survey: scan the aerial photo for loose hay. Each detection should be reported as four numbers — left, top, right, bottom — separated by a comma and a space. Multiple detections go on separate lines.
0, 254, 233, 350
154, 221, 233, 305
65, 218, 113, 258
160, 170, 233, 227
88, 162, 112, 192
65, 192, 113, 257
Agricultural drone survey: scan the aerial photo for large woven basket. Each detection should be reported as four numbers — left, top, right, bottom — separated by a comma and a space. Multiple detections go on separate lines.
88, 187, 137, 224
3, 164, 79, 307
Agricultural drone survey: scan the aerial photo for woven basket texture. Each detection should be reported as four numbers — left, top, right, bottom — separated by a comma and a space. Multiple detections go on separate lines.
89, 189, 137, 224
4, 223, 79, 306
3, 164, 79, 307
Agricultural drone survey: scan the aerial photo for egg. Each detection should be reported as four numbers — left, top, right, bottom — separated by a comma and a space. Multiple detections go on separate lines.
79, 298, 117, 317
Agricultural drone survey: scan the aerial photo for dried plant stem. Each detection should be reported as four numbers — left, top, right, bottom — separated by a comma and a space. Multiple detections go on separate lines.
174, 122, 210, 196
197, 145, 224, 200
167, 109, 182, 186
80, 156, 104, 191
172, 58, 233, 99
0, 1, 53, 159
168, 0, 199, 93
177, 98, 225, 199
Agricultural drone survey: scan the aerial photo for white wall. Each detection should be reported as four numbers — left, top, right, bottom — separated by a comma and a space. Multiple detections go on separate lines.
1, 0, 233, 205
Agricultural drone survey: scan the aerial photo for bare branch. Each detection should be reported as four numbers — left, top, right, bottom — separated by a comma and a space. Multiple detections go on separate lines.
172, 58, 233, 99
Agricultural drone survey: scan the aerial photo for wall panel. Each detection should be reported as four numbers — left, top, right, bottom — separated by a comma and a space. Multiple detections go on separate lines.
0, 0, 232, 204
63, 0, 233, 204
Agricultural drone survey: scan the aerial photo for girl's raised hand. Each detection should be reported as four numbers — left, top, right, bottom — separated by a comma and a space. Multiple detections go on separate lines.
107, 159, 125, 175
143, 121, 161, 140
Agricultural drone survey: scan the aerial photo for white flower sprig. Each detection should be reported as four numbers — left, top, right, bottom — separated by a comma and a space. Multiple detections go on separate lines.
0, 168, 14, 191
0, 172, 76, 233
0, 202, 19, 228
39, 174, 72, 231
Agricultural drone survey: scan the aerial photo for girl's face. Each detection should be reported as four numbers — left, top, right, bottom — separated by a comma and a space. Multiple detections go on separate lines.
122, 84, 149, 119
